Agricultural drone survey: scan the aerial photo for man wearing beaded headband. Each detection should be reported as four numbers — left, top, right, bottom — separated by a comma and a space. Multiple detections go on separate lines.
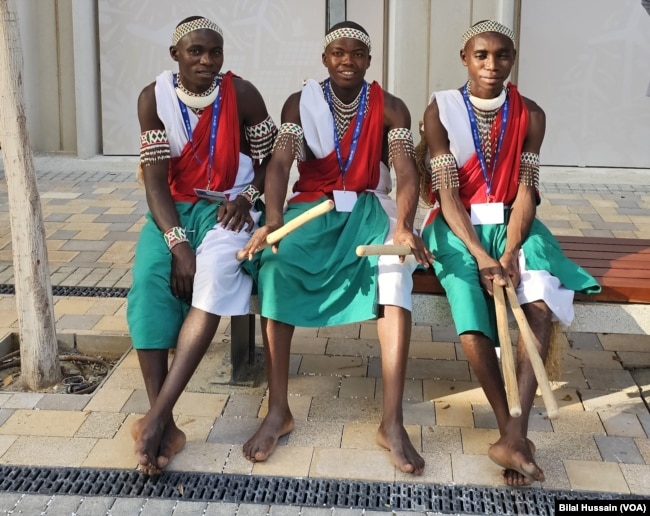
240, 21, 434, 475
128, 15, 277, 476
418, 20, 600, 485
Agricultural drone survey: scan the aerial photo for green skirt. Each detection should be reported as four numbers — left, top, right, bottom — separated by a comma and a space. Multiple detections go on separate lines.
127, 200, 219, 350
255, 194, 389, 327
422, 212, 601, 344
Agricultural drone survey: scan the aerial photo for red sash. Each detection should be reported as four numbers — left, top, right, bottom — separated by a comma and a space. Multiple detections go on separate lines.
427, 83, 529, 211
291, 82, 384, 203
169, 71, 240, 203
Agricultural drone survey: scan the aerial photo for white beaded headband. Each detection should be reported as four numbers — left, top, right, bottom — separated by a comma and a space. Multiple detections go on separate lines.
172, 18, 223, 45
324, 27, 372, 52
461, 20, 515, 48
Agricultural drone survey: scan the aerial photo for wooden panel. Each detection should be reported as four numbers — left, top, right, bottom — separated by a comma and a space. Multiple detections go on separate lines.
412, 237, 650, 304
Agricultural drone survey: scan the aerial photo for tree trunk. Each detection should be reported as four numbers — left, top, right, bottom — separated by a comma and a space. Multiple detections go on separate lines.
0, 0, 61, 390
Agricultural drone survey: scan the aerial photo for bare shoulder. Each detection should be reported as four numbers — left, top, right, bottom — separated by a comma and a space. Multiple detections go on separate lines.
232, 76, 264, 101
382, 90, 411, 129
521, 94, 546, 150
522, 95, 545, 120
137, 82, 160, 129
383, 90, 409, 116
137, 82, 156, 107
280, 91, 302, 125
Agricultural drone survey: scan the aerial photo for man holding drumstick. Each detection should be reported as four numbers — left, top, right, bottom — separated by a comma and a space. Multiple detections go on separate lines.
241, 21, 433, 475
419, 20, 600, 485
128, 16, 276, 475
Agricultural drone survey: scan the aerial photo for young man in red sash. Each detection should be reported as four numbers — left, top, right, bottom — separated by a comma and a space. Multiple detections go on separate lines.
241, 21, 433, 475
420, 20, 600, 485
128, 16, 277, 475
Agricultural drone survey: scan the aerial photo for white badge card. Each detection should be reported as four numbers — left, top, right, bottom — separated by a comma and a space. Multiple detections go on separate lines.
470, 202, 504, 225
333, 190, 358, 212
194, 188, 227, 203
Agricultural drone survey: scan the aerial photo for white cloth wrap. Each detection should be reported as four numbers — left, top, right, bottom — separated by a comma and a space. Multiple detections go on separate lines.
425, 88, 575, 325
298, 78, 417, 311
155, 70, 261, 316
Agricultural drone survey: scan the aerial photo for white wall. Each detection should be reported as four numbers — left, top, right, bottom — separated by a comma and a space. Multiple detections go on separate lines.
518, 0, 650, 167
15, 0, 61, 153
98, 0, 386, 155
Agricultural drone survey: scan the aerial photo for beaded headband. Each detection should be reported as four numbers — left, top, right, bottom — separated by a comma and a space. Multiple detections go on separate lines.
461, 20, 515, 48
172, 18, 223, 45
324, 27, 372, 52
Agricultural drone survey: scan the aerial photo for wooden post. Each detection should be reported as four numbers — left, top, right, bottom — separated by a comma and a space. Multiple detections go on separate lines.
0, 0, 61, 390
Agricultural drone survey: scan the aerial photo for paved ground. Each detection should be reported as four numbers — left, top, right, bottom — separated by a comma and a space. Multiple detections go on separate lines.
0, 155, 649, 515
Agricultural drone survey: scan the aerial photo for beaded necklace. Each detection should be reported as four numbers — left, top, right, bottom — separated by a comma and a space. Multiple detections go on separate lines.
322, 82, 368, 137
461, 81, 509, 201
466, 81, 506, 169
175, 73, 221, 109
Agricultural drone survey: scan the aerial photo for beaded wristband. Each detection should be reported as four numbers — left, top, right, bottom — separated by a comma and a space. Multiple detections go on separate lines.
163, 226, 189, 250
238, 184, 261, 205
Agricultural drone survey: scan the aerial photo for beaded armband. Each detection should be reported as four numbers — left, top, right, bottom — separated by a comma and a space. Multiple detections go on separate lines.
387, 128, 415, 168
238, 184, 261, 205
519, 152, 540, 188
140, 129, 170, 167
273, 123, 305, 162
245, 116, 278, 160
430, 154, 460, 191
163, 226, 189, 250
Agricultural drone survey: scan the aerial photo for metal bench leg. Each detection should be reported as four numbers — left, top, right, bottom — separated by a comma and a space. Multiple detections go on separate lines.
230, 314, 256, 382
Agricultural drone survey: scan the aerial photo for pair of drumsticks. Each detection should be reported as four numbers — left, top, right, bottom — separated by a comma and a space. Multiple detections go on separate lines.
236, 200, 558, 420
358, 243, 559, 419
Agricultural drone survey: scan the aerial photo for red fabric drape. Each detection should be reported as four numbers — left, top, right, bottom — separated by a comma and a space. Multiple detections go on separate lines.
428, 83, 529, 210
291, 82, 384, 203
169, 71, 240, 203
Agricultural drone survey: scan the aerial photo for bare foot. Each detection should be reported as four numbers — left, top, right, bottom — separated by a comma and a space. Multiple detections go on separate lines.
243, 408, 294, 462
131, 415, 165, 476
488, 436, 544, 486
157, 421, 187, 469
376, 422, 425, 475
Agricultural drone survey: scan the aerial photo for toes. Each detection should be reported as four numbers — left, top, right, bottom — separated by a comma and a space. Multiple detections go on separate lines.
135, 462, 160, 476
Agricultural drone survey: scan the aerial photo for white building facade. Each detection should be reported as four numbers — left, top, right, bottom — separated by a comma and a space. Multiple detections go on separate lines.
12, 0, 650, 168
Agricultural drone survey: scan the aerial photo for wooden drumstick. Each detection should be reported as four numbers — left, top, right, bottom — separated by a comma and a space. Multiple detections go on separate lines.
504, 277, 560, 420
355, 244, 412, 257
493, 282, 522, 418
266, 199, 334, 245
236, 199, 335, 260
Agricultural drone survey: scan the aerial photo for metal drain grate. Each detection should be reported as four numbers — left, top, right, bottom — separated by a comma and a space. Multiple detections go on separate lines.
0, 284, 129, 298
0, 466, 645, 514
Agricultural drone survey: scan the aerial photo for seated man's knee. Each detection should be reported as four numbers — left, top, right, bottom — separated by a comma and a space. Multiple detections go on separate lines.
460, 331, 492, 347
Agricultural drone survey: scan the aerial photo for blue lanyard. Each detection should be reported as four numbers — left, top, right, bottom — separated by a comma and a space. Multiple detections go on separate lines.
174, 74, 222, 190
461, 83, 509, 201
324, 79, 367, 187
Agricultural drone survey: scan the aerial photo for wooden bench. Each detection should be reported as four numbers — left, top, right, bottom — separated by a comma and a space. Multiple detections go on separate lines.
232, 236, 650, 380
409, 235, 650, 335
411, 236, 650, 303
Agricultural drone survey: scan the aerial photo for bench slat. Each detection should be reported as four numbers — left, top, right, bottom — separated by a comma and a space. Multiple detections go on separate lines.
571, 258, 650, 271
413, 236, 650, 304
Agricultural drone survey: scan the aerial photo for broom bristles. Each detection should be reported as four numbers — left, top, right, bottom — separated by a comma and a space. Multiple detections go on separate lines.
544, 321, 565, 382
